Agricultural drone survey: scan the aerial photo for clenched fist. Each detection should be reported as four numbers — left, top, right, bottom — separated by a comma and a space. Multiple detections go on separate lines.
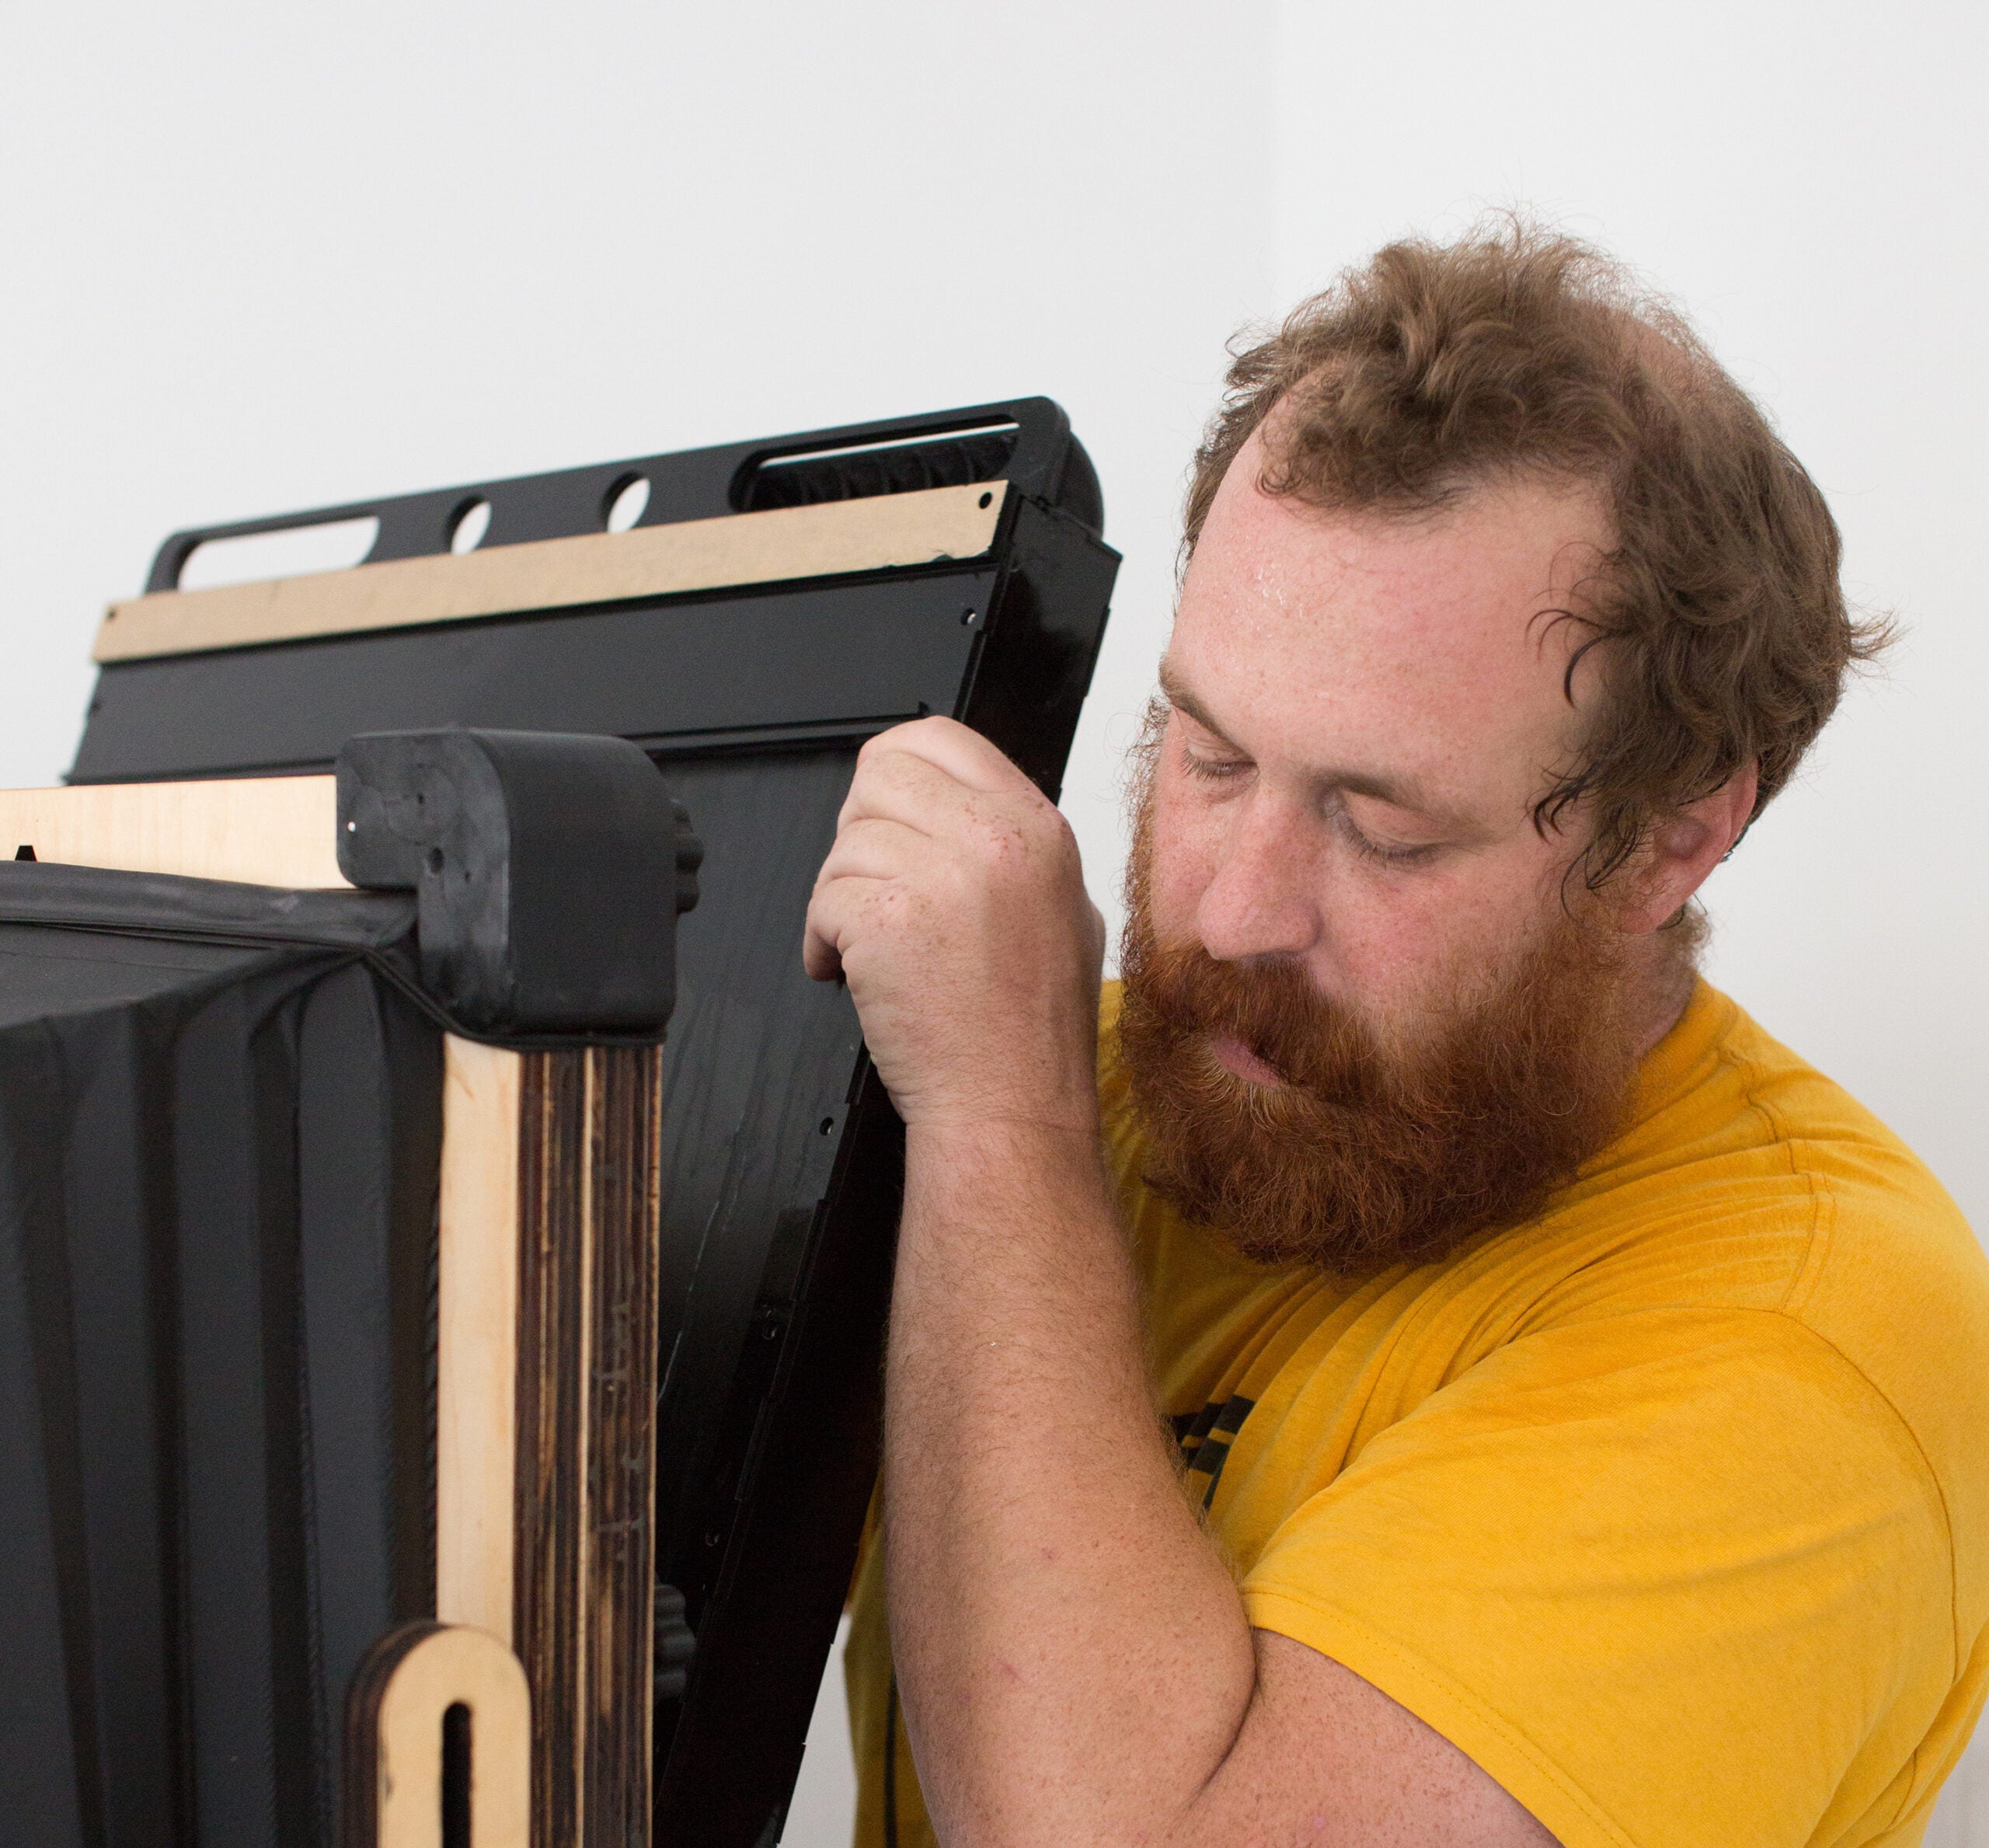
803, 717, 1106, 1135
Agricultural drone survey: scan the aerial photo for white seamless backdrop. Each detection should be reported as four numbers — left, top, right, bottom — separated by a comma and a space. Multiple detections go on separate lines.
2, 4, 1981, 1841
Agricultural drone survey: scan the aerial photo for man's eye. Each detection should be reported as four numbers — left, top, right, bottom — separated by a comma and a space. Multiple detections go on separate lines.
1335, 807, 1440, 867
1183, 750, 1249, 783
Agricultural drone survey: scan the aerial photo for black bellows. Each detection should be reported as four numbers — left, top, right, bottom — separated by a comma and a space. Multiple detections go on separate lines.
0, 887, 441, 1847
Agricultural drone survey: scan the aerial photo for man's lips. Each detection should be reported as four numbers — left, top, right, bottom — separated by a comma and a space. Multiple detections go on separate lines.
1206, 1031, 1286, 1088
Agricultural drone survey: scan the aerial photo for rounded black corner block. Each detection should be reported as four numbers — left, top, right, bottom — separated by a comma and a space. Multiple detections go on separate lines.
336, 727, 701, 1037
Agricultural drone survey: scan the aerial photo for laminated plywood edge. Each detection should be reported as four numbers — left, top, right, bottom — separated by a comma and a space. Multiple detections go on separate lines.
510, 1044, 666, 1847
95, 478, 1010, 663
0, 774, 345, 888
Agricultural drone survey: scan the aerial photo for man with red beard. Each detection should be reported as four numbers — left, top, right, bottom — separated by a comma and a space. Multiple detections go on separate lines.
806, 227, 1989, 1846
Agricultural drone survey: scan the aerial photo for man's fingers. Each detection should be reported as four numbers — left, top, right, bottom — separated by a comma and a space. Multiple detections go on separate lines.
801, 926, 844, 984
803, 871, 877, 983
835, 744, 973, 835
804, 820, 932, 982
812, 815, 928, 890
852, 717, 1040, 806
808, 719, 1074, 993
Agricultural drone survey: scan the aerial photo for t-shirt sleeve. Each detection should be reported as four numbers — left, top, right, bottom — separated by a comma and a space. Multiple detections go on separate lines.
1238, 1306, 1955, 1848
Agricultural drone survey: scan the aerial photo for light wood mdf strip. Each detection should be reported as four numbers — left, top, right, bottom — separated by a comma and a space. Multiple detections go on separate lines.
437, 1037, 524, 1648
94, 478, 1009, 664
0, 775, 343, 887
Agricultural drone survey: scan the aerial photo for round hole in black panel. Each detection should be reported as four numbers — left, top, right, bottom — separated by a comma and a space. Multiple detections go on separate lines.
604, 473, 651, 533
449, 498, 491, 554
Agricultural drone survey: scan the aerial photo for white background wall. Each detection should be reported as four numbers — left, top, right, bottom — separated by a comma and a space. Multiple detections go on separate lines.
2, 4, 1980, 1839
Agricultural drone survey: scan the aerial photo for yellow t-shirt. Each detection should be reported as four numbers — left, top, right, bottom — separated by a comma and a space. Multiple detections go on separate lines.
845, 980, 1989, 1847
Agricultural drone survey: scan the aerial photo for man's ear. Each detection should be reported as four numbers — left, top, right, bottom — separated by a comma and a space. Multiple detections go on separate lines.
1617, 762, 1761, 935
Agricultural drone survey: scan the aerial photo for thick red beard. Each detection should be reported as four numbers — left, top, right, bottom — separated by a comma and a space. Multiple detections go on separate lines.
1115, 779, 1660, 1276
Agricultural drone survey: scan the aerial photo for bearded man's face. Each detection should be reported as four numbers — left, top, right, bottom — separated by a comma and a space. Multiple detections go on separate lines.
1118, 441, 1704, 1274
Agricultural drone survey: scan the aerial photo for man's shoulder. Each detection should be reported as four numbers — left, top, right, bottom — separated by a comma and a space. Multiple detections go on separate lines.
1719, 998, 1989, 1590
1555, 985, 1989, 1616
1555, 983, 1973, 1292
1677, 989, 1984, 1365
1095, 971, 1987, 1367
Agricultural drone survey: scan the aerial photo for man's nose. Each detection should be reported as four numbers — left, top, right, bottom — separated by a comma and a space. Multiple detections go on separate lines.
1193, 793, 1322, 963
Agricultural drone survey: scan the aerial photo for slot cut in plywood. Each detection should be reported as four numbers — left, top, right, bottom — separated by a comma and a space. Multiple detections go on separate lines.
345, 1623, 531, 1848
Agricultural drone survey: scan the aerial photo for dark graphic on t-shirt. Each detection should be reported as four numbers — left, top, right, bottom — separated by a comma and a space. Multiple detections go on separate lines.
1171, 1395, 1256, 1508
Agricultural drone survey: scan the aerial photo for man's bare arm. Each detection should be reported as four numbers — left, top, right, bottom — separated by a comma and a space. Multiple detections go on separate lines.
807, 717, 1557, 1848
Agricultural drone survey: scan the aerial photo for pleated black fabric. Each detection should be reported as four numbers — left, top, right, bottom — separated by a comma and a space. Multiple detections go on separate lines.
0, 867, 441, 1848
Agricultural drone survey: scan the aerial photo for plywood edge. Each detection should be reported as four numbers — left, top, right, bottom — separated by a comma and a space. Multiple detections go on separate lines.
95, 478, 1009, 663
0, 776, 345, 887
357, 1623, 530, 1848
437, 1036, 522, 1647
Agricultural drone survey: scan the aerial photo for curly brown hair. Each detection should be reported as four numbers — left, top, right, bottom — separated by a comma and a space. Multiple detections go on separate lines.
1185, 220, 1886, 887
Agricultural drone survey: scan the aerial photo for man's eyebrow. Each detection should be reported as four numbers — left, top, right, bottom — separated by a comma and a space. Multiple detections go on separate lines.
1157, 660, 1483, 832
1157, 661, 1240, 750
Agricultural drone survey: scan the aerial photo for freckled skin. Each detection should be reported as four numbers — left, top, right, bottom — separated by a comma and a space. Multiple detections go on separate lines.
805, 441, 1759, 1846
1156, 435, 1754, 1058
1163, 441, 1616, 1048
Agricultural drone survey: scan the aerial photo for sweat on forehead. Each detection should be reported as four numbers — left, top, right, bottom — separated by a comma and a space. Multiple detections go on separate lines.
1169, 448, 1615, 814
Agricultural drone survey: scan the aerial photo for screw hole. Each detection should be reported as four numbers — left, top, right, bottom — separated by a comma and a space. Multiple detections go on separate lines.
604, 473, 651, 533
977, 490, 993, 508
960, 608, 977, 627
818, 1116, 834, 1135
427, 847, 444, 874
449, 498, 491, 554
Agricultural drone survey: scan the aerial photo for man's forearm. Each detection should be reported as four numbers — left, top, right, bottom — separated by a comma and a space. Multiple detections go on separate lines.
809, 720, 1559, 1848
883, 1116, 1257, 1848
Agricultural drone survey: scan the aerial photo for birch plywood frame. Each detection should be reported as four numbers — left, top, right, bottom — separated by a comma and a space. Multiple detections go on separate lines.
0, 776, 669, 1848
438, 1039, 524, 1645
94, 479, 1008, 663
346, 1623, 531, 1848
0, 774, 343, 886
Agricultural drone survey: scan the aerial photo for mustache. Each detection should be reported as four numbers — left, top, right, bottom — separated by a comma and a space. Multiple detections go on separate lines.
1116, 897, 1641, 1272
1120, 929, 1479, 1118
